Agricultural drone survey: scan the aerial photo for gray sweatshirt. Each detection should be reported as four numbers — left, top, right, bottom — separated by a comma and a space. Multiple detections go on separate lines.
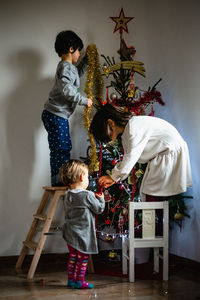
44, 56, 88, 119
62, 188, 105, 254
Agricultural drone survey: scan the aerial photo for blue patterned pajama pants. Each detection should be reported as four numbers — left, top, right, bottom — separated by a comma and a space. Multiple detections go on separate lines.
42, 110, 72, 186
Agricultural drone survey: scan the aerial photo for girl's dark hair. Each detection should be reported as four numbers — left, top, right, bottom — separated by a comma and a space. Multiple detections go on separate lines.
89, 104, 132, 144
55, 30, 83, 57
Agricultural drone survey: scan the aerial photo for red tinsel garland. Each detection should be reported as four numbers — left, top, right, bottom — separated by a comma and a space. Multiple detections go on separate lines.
97, 144, 104, 193
111, 89, 165, 114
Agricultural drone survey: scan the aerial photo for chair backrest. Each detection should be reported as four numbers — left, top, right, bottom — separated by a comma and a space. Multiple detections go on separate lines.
129, 201, 169, 240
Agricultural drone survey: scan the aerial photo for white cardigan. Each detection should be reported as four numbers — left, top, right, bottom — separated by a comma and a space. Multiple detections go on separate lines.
111, 116, 192, 199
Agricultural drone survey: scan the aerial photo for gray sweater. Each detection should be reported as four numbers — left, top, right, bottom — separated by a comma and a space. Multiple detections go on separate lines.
62, 188, 105, 254
44, 56, 88, 119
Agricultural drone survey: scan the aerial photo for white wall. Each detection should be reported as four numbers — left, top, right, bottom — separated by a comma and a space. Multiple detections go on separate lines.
0, 0, 200, 262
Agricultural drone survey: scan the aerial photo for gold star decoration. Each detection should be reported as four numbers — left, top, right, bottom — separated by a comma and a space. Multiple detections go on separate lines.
110, 8, 134, 34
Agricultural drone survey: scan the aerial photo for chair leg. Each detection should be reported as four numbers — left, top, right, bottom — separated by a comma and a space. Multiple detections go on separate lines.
129, 246, 135, 282
163, 246, 168, 281
122, 236, 128, 275
154, 247, 159, 273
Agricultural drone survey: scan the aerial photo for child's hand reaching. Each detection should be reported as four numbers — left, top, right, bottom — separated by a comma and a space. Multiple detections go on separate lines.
95, 192, 104, 199
99, 176, 115, 188
87, 98, 93, 107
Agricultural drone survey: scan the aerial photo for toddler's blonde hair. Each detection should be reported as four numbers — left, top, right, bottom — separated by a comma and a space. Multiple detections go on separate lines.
59, 159, 88, 186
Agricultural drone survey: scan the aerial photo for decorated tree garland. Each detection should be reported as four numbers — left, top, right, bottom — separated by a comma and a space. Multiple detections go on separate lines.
83, 45, 103, 171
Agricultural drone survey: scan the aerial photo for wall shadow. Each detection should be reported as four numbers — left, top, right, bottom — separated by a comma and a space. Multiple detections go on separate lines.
0, 49, 53, 255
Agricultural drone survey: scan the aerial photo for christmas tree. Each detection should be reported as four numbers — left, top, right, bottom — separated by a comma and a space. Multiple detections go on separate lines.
83, 9, 190, 246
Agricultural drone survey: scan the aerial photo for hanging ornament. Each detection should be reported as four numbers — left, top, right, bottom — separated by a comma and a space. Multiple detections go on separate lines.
122, 208, 128, 215
102, 63, 110, 78
111, 159, 118, 166
128, 71, 136, 98
108, 250, 117, 259
135, 168, 144, 179
104, 190, 112, 202
110, 92, 118, 102
105, 217, 112, 225
174, 210, 183, 221
106, 234, 113, 241
119, 184, 125, 190
110, 207, 115, 213
118, 214, 125, 229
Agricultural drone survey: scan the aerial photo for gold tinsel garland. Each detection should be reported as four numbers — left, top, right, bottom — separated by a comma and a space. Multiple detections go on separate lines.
84, 45, 103, 171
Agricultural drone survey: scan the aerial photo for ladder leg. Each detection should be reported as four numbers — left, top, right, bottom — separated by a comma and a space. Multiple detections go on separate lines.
16, 190, 50, 269
87, 255, 94, 273
27, 191, 62, 280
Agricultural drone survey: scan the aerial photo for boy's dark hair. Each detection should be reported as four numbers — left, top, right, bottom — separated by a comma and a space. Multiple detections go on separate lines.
59, 159, 88, 186
55, 30, 83, 57
89, 104, 132, 144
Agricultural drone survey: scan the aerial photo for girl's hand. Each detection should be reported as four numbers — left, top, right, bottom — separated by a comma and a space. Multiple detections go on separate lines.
87, 98, 93, 107
99, 176, 115, 188
95, 192, 104, 199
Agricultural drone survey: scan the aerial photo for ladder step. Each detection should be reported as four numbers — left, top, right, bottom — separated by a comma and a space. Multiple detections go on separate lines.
33, 214, 47, 221
23, 241, 38, 251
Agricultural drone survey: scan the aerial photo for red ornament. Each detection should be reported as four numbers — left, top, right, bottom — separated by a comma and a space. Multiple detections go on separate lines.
110, 8, 134, 34
111, 159, 117, 166
105, 218, 111, 225
99, 98, 107, 106
110, 207, 115, 213
119, 184, 125, 190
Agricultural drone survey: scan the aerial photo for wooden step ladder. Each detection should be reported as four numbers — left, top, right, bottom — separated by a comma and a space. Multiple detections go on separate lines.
16, 186, 94, 280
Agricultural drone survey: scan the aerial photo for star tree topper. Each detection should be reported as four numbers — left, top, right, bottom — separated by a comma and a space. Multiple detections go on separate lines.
110, 8, 134, 34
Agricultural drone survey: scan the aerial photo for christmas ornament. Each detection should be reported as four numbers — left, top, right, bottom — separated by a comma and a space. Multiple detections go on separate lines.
118, 214, 125, 229
135, 168, 144, 179
174, 211, 183, 221
102, 63, 110, 77
104, 190, 112, 202
111, 159, 118, 166
128, 72, 135, 98
119, 184, 125, 190
110, 8, 134, 34
108, 250, 117, 259
105, 217, 112, 225
106, 234, 113, 241
122, 208, 128, 215
110, 92, 118, 101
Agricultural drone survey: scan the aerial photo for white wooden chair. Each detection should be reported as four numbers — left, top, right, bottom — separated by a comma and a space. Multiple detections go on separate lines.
122, 201, 169, 282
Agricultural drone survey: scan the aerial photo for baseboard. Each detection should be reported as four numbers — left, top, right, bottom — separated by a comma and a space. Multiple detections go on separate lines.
169, 253, 200, 272
0, 253, 68, 270
0, 252, 199, 272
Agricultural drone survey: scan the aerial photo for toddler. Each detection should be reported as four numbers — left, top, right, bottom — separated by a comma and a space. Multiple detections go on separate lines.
59, 159, 105, 289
